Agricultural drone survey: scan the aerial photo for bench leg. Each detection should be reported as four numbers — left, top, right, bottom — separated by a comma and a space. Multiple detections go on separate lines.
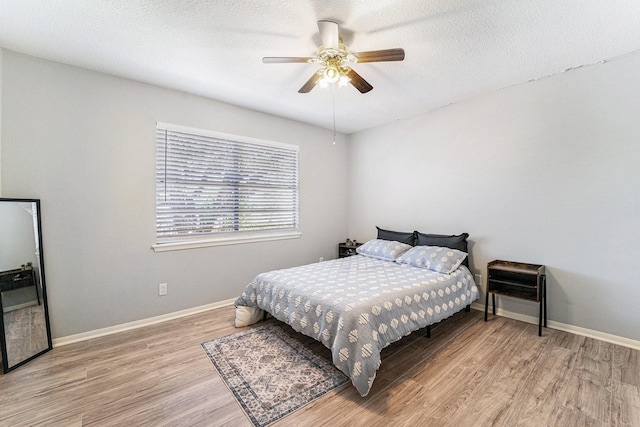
539, 298, 543, 336
544, 277, 547, 328
484, 291, 489, 321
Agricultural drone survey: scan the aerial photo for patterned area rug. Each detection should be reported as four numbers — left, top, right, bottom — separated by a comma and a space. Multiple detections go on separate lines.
201, 323, 349, 427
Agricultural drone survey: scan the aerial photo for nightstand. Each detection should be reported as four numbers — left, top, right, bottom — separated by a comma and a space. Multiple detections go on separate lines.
338, 242, 362, 258
484, 260, 546, 336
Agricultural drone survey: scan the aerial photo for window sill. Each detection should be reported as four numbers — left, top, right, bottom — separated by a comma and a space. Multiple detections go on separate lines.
152, 231, 301, 252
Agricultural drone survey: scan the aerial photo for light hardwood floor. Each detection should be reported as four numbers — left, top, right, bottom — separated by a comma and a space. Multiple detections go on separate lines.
0, 306, 638, 426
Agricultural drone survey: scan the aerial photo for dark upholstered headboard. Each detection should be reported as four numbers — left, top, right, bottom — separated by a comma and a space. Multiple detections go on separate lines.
377, 226, 471, 269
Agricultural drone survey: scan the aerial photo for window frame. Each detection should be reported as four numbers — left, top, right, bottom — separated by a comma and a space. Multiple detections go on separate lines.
152, 123, 300, 252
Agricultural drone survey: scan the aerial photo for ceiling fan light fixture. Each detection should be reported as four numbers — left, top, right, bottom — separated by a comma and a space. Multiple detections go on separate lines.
318, 65, 350, 88
264, 20, 405, 94
323, 66, 340, 83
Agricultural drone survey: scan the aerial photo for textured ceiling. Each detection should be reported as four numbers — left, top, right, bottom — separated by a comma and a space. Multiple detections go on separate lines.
1, 0, 639, 134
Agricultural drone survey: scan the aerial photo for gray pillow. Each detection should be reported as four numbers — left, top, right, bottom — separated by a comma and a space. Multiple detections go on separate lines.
415, 232, 469, 267
356, 239, 412, 262
396, 245, 468, 274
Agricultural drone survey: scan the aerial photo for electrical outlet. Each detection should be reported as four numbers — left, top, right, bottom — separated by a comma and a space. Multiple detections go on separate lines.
158, 283, 168, 296
319, 257, 324, 262
474, 274, 483, 288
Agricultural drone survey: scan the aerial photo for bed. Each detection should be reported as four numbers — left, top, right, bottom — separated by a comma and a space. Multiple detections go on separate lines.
234, 230, 479, 396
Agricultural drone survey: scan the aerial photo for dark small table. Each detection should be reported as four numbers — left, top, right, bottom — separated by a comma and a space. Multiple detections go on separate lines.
0, 266, 40, 305
484, 260, 546, 336
338, 242, 362, 258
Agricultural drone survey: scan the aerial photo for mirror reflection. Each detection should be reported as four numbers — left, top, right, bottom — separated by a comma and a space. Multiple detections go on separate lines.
0, 198, 52, 373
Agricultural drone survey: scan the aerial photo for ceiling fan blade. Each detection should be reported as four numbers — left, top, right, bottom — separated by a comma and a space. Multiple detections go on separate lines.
345, 68, 373, 93
318, 20, 339, 49
353, 48, 405, 63
298, 73, 321, 93
263, 56, 315, 64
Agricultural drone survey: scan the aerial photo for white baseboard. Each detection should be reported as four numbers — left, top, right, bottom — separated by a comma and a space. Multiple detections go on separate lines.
52, 298, 236, 347
53, 299, 640, 351
470, 302, 640, 351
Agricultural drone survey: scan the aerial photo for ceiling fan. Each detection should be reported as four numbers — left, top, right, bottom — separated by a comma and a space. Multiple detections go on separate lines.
262, 20, 405, 94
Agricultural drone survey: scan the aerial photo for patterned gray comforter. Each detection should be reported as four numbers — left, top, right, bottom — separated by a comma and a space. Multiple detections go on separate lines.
234, 255, 479, 396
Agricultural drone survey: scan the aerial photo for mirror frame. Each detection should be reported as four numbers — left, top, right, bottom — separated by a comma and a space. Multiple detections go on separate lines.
0, 198, 52, 373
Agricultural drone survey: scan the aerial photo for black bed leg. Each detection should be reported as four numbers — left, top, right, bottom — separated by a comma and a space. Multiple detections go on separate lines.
465, 304, 471, 312
426, 325, 431, 338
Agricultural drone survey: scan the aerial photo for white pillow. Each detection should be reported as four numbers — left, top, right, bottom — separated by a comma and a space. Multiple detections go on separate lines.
234, 306, 263, 327
356, 239, 412, 261
396, 245, 467, 274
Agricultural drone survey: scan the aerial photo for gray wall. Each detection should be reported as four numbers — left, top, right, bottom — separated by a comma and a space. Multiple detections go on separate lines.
1, 50, 348, 338
0, 49, 3, 191
0, 202, 37, 272
347, 51, 640, 341
0, 202, 40, 308
2, 46, 639, 343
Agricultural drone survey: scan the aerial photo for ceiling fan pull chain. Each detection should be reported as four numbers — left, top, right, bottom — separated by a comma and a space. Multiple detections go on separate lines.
332, 86, 337, 145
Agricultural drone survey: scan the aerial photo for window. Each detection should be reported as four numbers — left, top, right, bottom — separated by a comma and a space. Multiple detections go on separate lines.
154, 123, 299, 251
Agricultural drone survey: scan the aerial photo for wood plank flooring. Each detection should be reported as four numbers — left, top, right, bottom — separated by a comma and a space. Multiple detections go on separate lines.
0, 306, 638, 426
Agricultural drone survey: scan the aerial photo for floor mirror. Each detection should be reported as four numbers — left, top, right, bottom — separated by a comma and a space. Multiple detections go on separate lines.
0, 198, 52, 373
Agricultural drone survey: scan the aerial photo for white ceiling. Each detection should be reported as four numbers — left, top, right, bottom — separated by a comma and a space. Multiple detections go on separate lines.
1, 0, 639, 134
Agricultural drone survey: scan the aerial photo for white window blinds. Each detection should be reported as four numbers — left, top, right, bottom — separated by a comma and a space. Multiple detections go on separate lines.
155, 123, 299, 243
